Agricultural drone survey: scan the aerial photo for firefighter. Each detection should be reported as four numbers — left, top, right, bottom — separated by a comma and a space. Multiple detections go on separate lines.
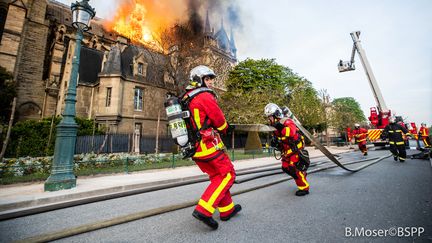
265, 103, 310, 196
381, 116, 411, 162
418, 123, 431, 148
181, 65, 241, 230
352, 123, 368, 156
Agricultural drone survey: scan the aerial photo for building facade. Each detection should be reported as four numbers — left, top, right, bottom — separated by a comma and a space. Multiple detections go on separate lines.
0, 0, 237, 137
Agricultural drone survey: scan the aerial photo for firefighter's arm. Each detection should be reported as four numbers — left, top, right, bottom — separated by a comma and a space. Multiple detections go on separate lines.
200, 92, 229, 134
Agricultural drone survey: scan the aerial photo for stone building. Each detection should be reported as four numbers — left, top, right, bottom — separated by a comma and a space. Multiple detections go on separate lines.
0, 0, 237, 137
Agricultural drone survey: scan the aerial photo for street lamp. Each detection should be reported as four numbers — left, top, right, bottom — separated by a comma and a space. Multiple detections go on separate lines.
45, 0, 95, 191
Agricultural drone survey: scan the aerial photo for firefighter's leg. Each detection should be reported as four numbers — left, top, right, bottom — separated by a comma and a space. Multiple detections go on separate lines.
195, 171, 235, 217
397, 144, 407, 162
360, 141, 368, 155
389, 143, 398, 161
218, 190, 242, 221
423, 137, 431, 148
290, 154, 310, 193
194, 154, 236, 217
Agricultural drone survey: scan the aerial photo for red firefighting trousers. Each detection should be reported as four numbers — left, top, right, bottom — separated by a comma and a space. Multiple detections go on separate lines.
282, 153, 309, 191
422, 136, 431, 148
194, 152, 236, 218
357, 141, 367, 154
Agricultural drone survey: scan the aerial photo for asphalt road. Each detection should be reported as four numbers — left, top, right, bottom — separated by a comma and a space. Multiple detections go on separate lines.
1, 149, 431, 242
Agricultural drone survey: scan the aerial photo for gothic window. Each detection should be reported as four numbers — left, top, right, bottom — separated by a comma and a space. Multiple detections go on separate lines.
134, 87, 144, 111
105, 87, 112, 107
0, 2, 8, 44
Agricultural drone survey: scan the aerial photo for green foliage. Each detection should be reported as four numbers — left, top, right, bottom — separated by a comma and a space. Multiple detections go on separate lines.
329, 97, 366, 132
0, 66, 16, 124
4, 117, 103, 158
287, 79, 326, 132
221, 58, 326, 133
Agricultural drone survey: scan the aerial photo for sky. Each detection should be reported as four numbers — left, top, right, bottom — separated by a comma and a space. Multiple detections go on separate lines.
58, 0, 432, 126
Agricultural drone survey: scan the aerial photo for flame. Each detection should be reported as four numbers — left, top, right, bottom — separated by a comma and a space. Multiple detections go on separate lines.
104, 0, 188, 52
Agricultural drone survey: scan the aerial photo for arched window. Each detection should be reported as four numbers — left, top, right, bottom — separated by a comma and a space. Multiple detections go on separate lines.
0, 2, 8, 44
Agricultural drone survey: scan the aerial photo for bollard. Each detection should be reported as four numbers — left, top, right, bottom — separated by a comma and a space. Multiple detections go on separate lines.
124, 157, 129, 174
231, 149, 235, 161
171, 153, 175, 168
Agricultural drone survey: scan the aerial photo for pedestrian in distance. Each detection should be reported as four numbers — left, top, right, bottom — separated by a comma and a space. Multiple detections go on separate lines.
180, 65, 241, 230
265, 103, 310, 196
381, 116, 411, 162
351, 123, 368, 156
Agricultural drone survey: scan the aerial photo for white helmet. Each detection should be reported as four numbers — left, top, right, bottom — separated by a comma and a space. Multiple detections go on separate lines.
264, 103, 283, 119
354, 123, 360, 128
189, 65, 216, 88
389, 115, 395, 123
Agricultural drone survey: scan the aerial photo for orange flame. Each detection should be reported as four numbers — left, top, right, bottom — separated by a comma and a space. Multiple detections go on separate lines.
104, 0, 188, 52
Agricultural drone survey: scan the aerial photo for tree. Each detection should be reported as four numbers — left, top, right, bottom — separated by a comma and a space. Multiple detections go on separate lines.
221, 58, 293, 124
221, 58, 326, 134
329, 97, 366, 132
0, 66, 16, 124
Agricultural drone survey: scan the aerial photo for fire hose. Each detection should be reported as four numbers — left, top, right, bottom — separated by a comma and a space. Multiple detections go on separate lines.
286, 111, 386, 172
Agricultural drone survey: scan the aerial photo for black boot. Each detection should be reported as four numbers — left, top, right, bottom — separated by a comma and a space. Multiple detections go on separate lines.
192, 210, 218, 230
393, 156, 398, 161
220, 204, 242, 221
363, 152, 368, 156
295, 190, 309, 196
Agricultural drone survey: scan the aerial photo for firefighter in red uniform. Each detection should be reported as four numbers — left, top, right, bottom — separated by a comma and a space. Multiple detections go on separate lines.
351, 123, 368, 156
265, 103, 310, 196
181, 65, 241, 230
419, 123, 431, 148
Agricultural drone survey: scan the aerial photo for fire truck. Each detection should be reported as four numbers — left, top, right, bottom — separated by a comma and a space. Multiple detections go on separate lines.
338, 31, 392, 146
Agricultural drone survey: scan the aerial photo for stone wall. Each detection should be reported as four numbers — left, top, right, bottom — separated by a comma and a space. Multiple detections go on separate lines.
12, 0, 49, 120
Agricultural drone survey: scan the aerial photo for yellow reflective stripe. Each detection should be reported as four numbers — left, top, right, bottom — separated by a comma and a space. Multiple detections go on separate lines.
389, 141, 395, 144
298, 171, 309, 190
194, 144, 217, 157
396, 141, 405, 145
218, 202, 234, 213
284, 127, 291, 137
389, 131, 394, 133
281, 137, 287, 141
284, 142, 303, 155
198, 199, 215, 214
198, 173, 232, 213
217, 121, 227, 131
194, 108, 201, 129
358, 139, 366, 142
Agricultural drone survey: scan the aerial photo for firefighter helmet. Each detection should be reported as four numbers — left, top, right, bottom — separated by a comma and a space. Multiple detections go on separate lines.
264, 103, 283, 119
389, 116, 396, 123
421, 122, 426, 127
354, 123, 360, 128
189, 65, 216, 88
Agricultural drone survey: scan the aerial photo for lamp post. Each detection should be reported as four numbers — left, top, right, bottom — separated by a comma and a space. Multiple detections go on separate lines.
44, 0, 95, 191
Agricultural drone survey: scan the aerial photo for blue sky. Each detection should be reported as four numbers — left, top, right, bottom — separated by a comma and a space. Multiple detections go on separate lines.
59, 0, 432, 126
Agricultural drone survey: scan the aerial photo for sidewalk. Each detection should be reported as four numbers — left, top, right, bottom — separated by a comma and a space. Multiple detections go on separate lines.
0, 146, 352, 213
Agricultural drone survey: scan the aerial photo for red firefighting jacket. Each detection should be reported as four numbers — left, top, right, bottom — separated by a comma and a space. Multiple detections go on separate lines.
273, 118, 304, 157
419, 126, 429, 138
184, 89, 228, 161
352, 128, 368, 143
